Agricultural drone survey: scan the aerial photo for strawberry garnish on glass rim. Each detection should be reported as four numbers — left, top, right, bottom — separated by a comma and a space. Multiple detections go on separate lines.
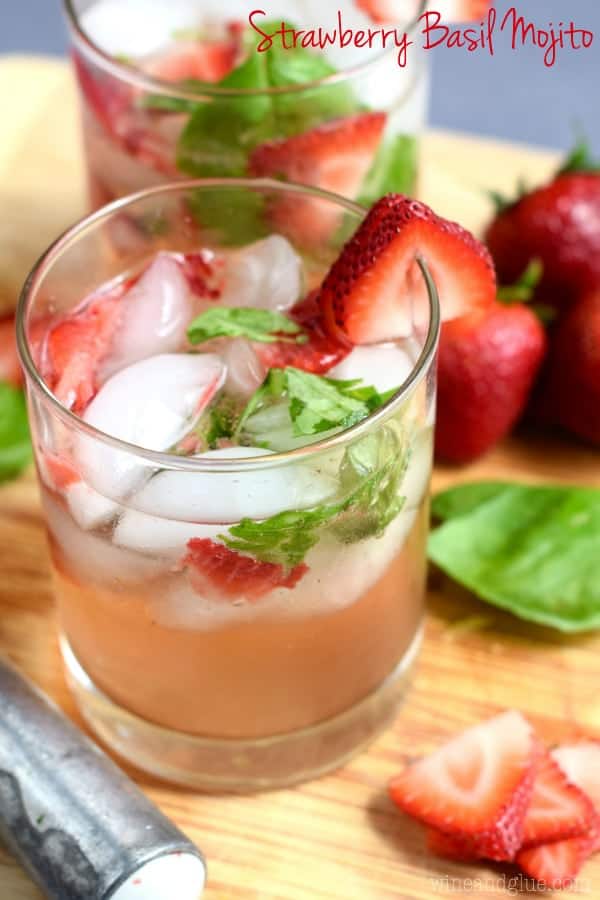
249, 113, 387, 246
316, 194, 496, 346
184, 538, 308, 601
388, 711, 539, 861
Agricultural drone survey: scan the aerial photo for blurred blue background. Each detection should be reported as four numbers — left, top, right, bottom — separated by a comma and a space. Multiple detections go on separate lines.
2, 0, 598, 151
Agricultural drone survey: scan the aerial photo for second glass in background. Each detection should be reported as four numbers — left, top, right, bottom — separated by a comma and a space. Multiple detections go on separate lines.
63, 0, 429, 210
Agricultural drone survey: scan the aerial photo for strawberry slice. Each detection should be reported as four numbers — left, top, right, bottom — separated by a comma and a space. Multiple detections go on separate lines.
357, 0, 492, 24
72, 50, 132, 142
255, 292, 349, 374
41, 453, 80, 491
316, 194, 496, 346
552, 742, 600, 811
146, 39, 240, 84
517, 834, 597, 890
46, 291, 125, 413
180, 251, 223, 300
184, 538, 308, 601
521, 751, 595, 848
389, 711, 538, 861
249, 113, 387, 246
426, 828, 479, 862
0, 317, 21, 387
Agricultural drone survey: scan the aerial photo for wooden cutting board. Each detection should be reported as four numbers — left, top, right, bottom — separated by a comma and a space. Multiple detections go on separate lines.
1, 56, 599, 900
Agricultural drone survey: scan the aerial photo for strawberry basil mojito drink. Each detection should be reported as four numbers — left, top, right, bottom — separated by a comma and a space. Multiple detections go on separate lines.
63, 0, 428, 213
18, 182, 493, 789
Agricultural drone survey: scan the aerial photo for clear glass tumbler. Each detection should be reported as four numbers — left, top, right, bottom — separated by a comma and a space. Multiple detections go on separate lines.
63, 0, 429, 210
18, 180, 438, 790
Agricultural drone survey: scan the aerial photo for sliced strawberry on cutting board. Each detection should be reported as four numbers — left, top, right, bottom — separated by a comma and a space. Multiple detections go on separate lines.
552, 742, 600, 811
316, 194, 496, 346
255, 292, 349, 375
46, 292, 123, 413
145, 39, 240, 84
249, 113, 387, 246
521, 751, 595, 848
517, 835, 596, 890
356, 0, 492, 24
426, 828, 480, 862
0, 317, 21, 387
184, 538, 308, 601
389, 711, 538, 861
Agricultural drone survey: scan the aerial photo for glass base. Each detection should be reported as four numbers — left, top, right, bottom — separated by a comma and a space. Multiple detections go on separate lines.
61, 626, 422, 792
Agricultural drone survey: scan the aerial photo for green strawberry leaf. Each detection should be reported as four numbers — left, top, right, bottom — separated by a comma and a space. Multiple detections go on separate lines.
497, 259, 543, 304
429, 482, 600, 633
187, 307, 305, 345
0, 383, 32, 483
559, 139, 600, 176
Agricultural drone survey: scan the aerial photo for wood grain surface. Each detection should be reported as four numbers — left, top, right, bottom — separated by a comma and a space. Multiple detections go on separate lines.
1, 57, 599, 900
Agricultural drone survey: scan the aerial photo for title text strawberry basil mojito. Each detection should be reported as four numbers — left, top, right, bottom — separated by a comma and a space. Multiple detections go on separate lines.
249, 8, 594, 69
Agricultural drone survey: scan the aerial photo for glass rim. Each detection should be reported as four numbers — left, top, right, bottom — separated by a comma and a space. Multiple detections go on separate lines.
17, 177, 440, 474
62, 0, 428, 100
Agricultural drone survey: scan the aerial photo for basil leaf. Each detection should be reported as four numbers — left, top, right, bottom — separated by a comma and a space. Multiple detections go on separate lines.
187, 308, 304, 345
359, 134, 418, 207
222, 426, 407, 566
177, 53, 273, 178
285, 367, 368, 436
332, 428, 407, 543
431, 481, 509, 522
0, 383, 32, 483
428, 482, 600, 633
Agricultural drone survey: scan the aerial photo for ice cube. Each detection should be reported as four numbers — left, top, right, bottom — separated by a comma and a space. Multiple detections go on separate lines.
66, 482, 119, 531
77, 353, 226, 501
125, 446, 338, 523
43, 494, 167, 586
328, 343, 416, 393
220, 235, 303, 312
80, 0, 202, 58
100, 254, 193, 380
269, 505, 419, 618
402, 427, 433, 510
114, 511, 222, 558
219, 338, 266, 398
243, 401, 340, 451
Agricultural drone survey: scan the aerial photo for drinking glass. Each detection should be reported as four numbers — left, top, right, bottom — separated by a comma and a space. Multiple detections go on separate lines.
63, 0, 429, 209
17, 180, 439, 790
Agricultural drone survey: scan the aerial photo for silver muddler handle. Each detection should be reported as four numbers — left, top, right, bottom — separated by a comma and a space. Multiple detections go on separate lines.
0, 658, 206, 900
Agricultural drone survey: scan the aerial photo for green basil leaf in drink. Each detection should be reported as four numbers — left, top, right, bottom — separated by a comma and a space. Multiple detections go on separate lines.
187, 308, 304, 345
0, 383, 32, 483
331, 428, 407, 543
428, 482, 600, 633
358, 134, 419, 207
285, 367, 369, 435
186, 186, 269, 247
177, 52, 273, 177
222, 427, 407, 567
267, 43, 362, 135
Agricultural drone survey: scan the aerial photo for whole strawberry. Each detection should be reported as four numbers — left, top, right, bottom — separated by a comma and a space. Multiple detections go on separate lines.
486, 143, 600, 310
536, 290, 600, 447
435, 300, 547, 464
